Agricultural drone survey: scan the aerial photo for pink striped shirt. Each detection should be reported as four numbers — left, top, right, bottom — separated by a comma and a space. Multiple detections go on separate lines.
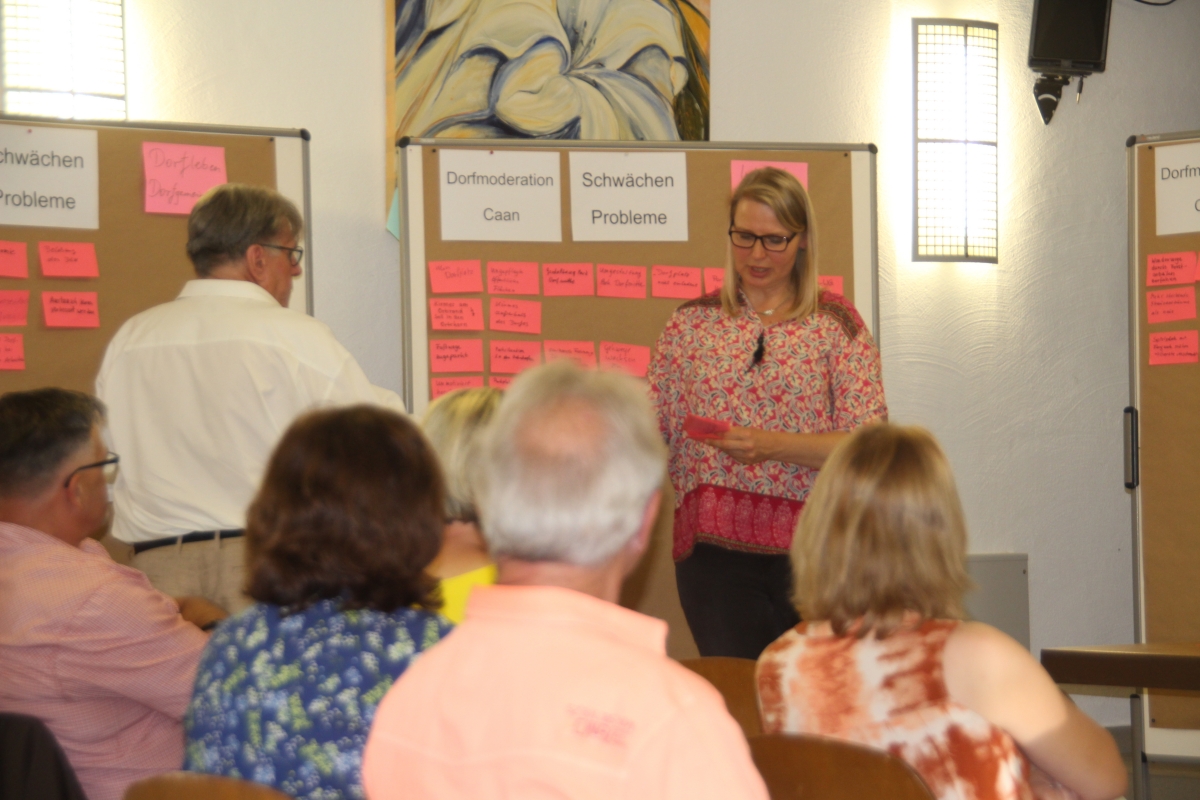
0, 522, 207, 800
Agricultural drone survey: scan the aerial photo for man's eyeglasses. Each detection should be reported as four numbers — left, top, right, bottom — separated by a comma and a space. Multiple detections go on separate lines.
63, 452, 119, 488
729, 229, 798, 252
258, 243, 304, 266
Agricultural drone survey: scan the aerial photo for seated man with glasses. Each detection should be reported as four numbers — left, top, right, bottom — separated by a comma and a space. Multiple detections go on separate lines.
96, 183, 405, 614
0, 388, 225, 800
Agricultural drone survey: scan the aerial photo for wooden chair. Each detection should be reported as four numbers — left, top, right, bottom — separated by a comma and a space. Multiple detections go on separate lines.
124, 772, 292, 800
748, 734, 935, 800
680, 656, 762, 738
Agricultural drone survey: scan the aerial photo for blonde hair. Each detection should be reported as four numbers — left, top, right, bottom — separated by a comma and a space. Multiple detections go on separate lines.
793, 424, 972, 638
421, 387, 502, 522
720, 167, 819, 322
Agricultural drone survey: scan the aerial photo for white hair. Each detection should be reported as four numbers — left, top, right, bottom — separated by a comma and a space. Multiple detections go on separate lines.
474, 361, 667, 567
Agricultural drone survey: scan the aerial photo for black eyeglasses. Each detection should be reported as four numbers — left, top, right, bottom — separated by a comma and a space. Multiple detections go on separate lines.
258, 243, 304, 266
63, 452, 119, 488
729, 228, 797, 252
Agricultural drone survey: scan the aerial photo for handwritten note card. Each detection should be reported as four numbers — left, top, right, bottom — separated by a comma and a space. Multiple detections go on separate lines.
489, 298, 541, 334
1147, 252, 1198, 287
38, 242, 98, 278
430, 299, 484, 331
704, 268, 725, 295
0, 290, 29, 326
0, 241, 28, 278
597, 264, 646, 298
1149, 330, 1199, 365
652, 266, 703, 299
730, 160, 808, 190
42, 291, 99, 328
599, 341, 651, 378
818, 275, 844, 295
490, 375, 513, 389
543, 263, 594, 296
487, 261, 539, 295
431, 375, 484, 399
429, 260, 483, 294
1147, 287, 1197, 324
490, 340, 541, 374
544, 340, 597, 368
142, 142, 228, 215
0, 333, 23, 370
430, 339, 484, 373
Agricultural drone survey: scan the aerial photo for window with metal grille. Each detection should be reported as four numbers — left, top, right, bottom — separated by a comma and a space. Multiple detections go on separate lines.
914, 19, 998, 262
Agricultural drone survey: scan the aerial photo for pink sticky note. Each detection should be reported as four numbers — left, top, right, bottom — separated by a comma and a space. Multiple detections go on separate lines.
429, 339, 483, 373
1147, 252, 1198, 287
652, 266, 703, 299
431, 375, 484, 399
429, 260, 483, 294
818, 275, 845, 295
0, 333, 23, 370
489, 298, 541, 334
0, 242, 28, 278
1147, 287, 1197, 324
683, 413, 731, 440
597, 264, 647, 299
543, 263, 594, 296
599, 341, 652, 378
731, 160, 808, 191
704, 268, 725, 295
429, 299, 484, 331
544, 340, 597, 368
490, 340, 541, 374
38, 242, 98, 278
487, 261, 539, 295
1149, 330, 1199, 365
42, 291, 99, 328
142, 142, 228, 215
0, 291, 29, 326
489, 375, 513, 390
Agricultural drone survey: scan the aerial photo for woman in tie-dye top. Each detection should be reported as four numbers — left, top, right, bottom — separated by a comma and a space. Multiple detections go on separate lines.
756, 425, 1126, 800
184, 406, 453, 800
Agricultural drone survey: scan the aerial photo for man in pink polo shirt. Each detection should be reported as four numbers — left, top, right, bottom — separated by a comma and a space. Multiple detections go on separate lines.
363, 362, 768, 800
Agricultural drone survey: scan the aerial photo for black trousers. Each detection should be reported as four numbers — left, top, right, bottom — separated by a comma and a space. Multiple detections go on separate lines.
675, 543, 801, 659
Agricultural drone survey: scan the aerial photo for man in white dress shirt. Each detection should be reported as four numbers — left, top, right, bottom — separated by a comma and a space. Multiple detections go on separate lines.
96, 184, 405, 612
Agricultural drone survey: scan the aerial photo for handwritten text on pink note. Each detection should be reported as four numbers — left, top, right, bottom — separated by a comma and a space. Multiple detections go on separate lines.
142, 142, 228, 215
487, 261, 539, 295
599, 341, 651, 378
490, 340, 541, 374
38, 242, 98, 278
652, 266, 703, 299
704, 268, 725, 295
1147, 287, 1197, 324
730, 160, 808, 191
544, 340, 597, 368
489, 375, 513, 389
1149, 330, 1199, 365
429, 339, 483, 373
0, 242, 28, 278
429, 299, 484, 331
818, 275, 844, 295
543, 263, 594, 296
597, 264, 647, 299
431, 375, 484, 399
429, 260, 483, 294
489, 298, 541, 334
0, 334, 23, 370
42, 292, 99, 328
0, 291, 29, 326
1147, 252, 1198, 287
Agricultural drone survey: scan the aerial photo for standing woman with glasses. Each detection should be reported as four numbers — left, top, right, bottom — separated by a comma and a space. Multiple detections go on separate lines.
647, 167, 887, 659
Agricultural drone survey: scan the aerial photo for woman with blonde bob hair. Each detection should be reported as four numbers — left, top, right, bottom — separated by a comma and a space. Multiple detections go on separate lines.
757, 424, 1126, 800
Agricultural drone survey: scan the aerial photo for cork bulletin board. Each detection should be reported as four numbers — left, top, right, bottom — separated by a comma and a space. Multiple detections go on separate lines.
0, 119, 312, 395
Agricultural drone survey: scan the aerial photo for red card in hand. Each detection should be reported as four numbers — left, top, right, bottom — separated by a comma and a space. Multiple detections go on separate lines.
684, 413, 731, 440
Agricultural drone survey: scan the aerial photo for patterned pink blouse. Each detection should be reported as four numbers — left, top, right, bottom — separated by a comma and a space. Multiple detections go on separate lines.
647, 290, 886, 560
757, 620, 1077, 800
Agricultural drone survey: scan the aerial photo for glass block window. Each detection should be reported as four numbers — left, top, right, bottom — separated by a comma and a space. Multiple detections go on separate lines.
914, 20, 998, 262
2, 0, 126, 120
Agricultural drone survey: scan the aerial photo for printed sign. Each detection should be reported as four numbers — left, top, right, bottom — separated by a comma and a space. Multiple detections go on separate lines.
429, 339, 484, 373
544, 340, 597, 368
1149, 330, 1199, 365
1156, 140, 1200, 237
42, 291, 99, 327
0, 333, 23, 370
543, 263, 594, 296
0, 124, 98, 229
38, 241, 98, 278
440, 149, 561, 242
490, 340, 541, 374
142, 142, 227, 215
652, 266, 703, 299
431, 375, 484, 399
487, 261, 539, 295
597, 264, 647, 299
0, 290, 29, 326
429, 299, 484, 331
0, 241, 28, 278
1146, 251, 1197, 287
599, 341, 651, 378
1147, 287, 1197, 324
429, 260, 483, 294
569, 151, 688, 241
489, 298, 541, 334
